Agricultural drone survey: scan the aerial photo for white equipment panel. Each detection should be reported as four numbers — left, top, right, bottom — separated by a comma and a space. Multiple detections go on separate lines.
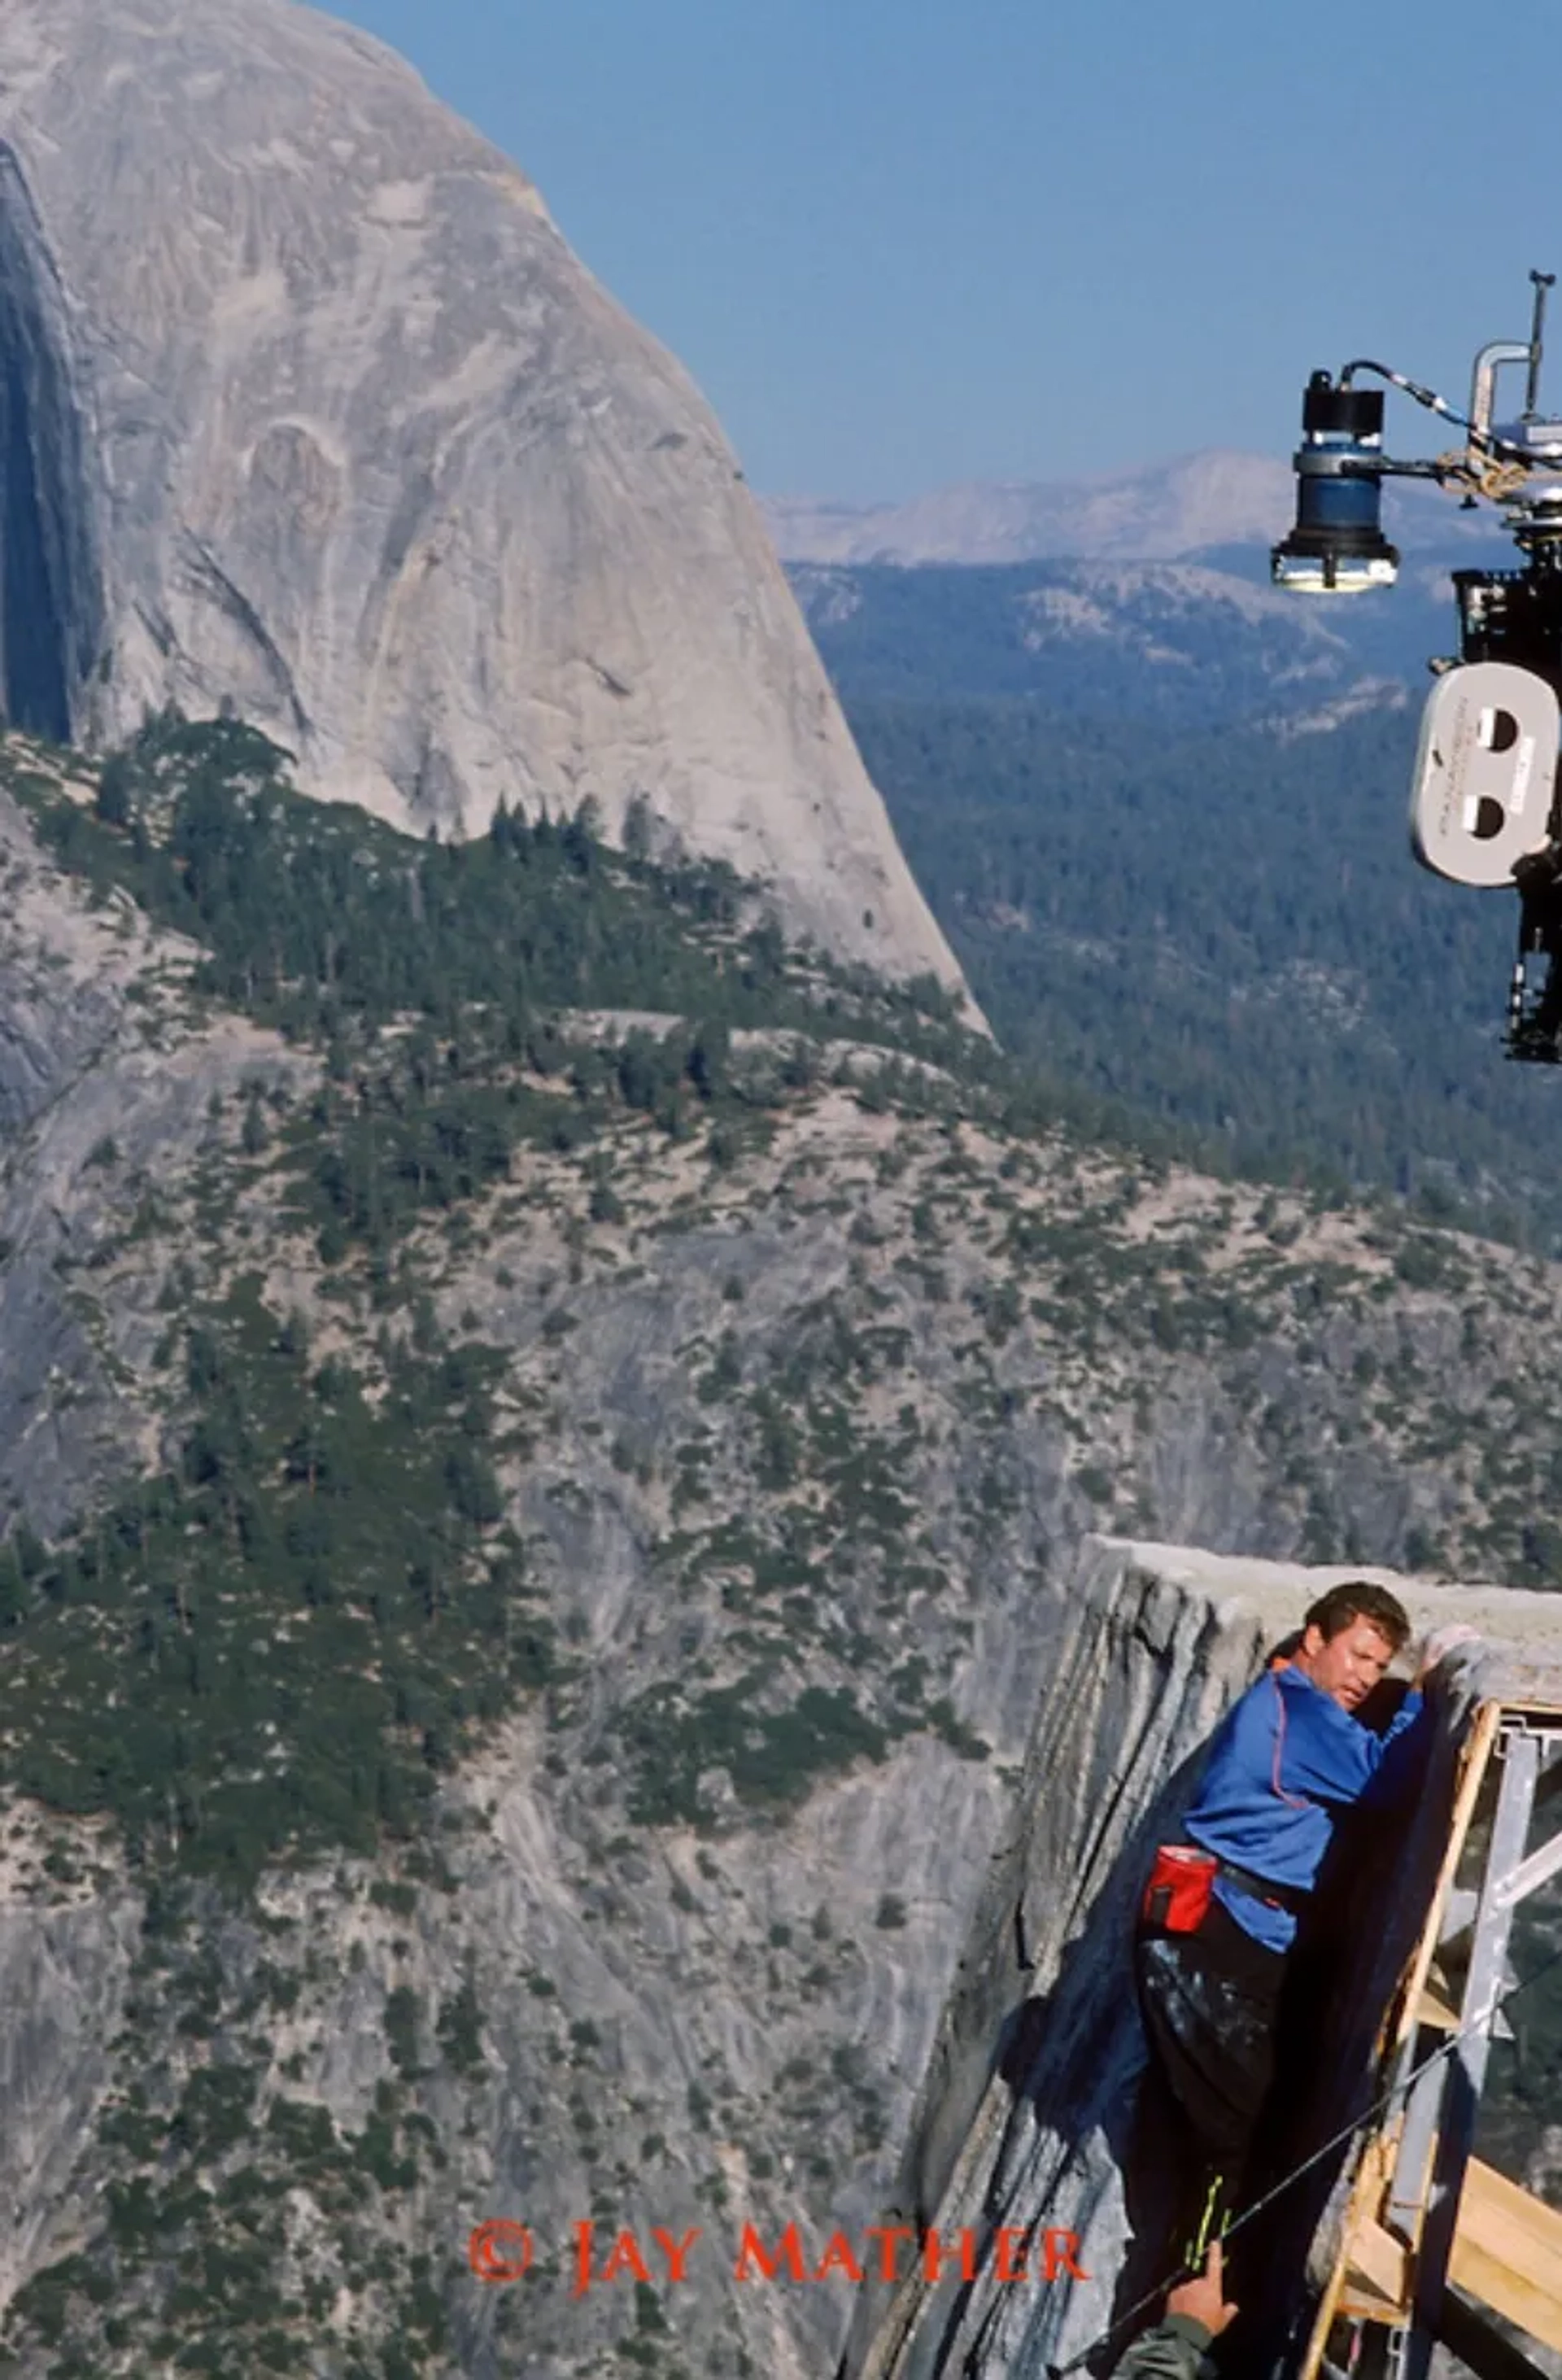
1409, 661, 1559, 887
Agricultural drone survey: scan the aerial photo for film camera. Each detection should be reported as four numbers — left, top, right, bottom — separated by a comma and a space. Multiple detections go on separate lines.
1273, 271, 1562, 1059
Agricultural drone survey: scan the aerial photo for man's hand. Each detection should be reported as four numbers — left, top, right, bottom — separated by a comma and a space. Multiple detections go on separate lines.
1167, 2241, 1238, 2339
1413, 1622, 1481, 1688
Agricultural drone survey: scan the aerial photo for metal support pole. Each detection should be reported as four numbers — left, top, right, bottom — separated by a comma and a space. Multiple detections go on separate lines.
1398, 1732, 1541, 2380
1525, 270, 1556, 422
1438, 2288, 1553, 2380
1530, 1744, 1562, 1817
1491, 1816, 1562, 1911
1355, 2325, 1396, 2379
1385, 2030, 1450, 2246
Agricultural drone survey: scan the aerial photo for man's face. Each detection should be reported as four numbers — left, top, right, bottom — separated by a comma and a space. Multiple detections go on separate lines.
1296, 1615, 1398, 1713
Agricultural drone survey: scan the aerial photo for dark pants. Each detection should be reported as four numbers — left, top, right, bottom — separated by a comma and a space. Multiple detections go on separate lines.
1135, 1897, 1288, 2265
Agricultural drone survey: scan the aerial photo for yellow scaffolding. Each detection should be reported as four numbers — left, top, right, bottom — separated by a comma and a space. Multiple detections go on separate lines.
1300, 1700, 1562, 2380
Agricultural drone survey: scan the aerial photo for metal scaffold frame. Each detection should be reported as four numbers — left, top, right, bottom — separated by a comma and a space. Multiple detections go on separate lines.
1300, 1700, 1562, 2380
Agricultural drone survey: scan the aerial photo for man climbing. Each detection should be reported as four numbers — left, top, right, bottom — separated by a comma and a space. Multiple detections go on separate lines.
1134, 1581, 1472, 2272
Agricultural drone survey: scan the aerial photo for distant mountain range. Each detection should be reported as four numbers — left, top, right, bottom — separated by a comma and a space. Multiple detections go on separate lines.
770, 450, 1526, 734
761, 448, 1512, 570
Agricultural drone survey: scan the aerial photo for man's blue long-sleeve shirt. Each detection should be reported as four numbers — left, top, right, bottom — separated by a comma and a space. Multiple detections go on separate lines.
1183, 1665, 1425, 1952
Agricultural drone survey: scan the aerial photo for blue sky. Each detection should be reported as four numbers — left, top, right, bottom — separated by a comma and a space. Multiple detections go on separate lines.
325, 0, 1562, 502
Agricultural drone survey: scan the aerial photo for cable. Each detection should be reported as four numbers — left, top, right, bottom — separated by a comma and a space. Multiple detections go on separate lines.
1045, 1925, 1562, 2378
1339, 361, 1473, 433
1337, 358, 1552, 472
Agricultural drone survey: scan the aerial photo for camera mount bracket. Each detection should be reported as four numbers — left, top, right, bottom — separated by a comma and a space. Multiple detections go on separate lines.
1273, 272, 1562, 1059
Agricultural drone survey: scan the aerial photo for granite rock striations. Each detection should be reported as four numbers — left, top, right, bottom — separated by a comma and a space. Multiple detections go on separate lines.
0, 0, 962, 991
841, 1544, 1562, 2380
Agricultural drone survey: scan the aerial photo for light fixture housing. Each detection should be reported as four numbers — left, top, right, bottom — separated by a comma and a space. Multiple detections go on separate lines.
1271, 371, 1400, 593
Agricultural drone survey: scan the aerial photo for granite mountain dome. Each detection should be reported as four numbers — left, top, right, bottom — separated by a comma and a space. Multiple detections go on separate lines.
0, 0, 964, 993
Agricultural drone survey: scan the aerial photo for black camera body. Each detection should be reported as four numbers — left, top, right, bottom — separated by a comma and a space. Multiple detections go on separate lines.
1271, 275, 1562, 1055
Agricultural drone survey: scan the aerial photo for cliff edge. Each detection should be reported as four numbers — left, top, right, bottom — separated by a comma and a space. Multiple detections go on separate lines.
0, 0, 966, 993
845, 1539, 1562, 2380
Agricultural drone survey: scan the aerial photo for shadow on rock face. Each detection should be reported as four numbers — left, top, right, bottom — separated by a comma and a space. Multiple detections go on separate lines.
0, 145, 103, 743
840, 1545, 1486, 2380
979, 1739, 1215, 2380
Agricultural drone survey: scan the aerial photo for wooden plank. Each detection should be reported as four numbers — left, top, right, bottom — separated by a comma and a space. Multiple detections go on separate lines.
1451, 2157, 1562, 2355
1297, 2135, 1402, 2373
1339, 2284, 1405, 2321
1385, 1700, 1502, 2067
1414, 1985, 1459, 2032
1342, 2212, 1409, 2311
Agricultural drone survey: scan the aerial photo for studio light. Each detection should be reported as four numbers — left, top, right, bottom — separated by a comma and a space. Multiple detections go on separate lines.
1271, 373, 1399, 593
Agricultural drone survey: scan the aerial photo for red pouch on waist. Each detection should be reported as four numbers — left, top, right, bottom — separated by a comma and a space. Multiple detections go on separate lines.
1141, 1844, 1217, 1934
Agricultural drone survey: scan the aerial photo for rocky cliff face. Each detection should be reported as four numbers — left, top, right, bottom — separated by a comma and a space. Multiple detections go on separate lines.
6, 740, 1562, 2374
0, 0, 963, 993
842, 1542, 1562, 2380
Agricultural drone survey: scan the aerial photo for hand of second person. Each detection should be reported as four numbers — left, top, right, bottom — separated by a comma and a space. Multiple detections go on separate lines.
1167, 2241, 1238, 2339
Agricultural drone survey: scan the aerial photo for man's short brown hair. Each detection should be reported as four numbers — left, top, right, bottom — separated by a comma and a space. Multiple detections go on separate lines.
1303, 1579, 1411, 1653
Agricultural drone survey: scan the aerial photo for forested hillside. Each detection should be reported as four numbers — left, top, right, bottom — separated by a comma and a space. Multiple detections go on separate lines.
791, 554, 1464, 723
7, 718, 1562, 2375
793, 561, 1562, 1250
0, 713, 975, 1886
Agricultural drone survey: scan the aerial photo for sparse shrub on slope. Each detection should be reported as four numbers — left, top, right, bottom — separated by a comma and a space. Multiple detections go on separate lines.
0, 1280, 556, 1887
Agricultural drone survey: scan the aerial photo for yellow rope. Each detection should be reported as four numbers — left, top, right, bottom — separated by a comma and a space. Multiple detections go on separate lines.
1435, 446, 1534, 503
1185, 2172, 1228, 2269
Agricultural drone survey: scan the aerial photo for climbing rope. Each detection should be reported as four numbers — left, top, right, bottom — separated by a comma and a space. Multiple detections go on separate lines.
1045, 1925, 1562, 2378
